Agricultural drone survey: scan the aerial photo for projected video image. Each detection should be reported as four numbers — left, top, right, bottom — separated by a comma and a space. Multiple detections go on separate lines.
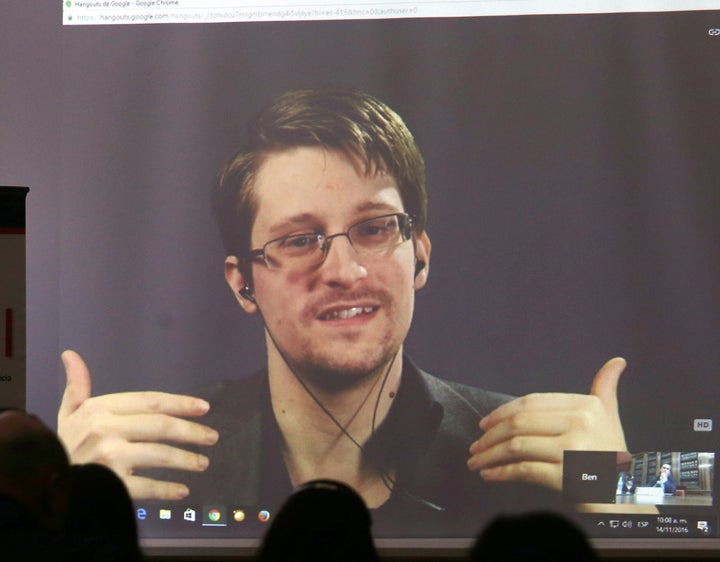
617, 452, 714, 508
10, 0, 719, 556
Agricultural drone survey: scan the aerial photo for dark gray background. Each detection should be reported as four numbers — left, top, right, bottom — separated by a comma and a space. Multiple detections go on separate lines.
1, 5, 718, 478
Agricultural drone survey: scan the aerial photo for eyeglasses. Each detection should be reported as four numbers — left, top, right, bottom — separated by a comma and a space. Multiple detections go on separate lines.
248, 212, 413, 272
661, 466, 671, 470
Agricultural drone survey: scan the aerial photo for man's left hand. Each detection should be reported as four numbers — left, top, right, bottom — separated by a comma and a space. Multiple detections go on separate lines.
467, 357, 628, 491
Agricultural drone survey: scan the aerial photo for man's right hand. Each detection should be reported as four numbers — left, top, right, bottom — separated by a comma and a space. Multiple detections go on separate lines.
57, 349, 219, 500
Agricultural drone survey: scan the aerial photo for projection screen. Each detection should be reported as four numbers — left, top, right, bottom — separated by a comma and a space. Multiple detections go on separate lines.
3, 1, 719, 558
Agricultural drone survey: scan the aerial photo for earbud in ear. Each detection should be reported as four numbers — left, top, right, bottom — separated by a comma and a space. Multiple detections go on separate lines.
239, 285, 255, 303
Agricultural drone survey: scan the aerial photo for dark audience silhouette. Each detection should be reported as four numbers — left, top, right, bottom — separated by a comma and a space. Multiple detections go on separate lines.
256, 479, 381, 562
468, 511, 598, 562
0, 407, 75, 560
65, 462, 144, 561
1, 408, 144, 561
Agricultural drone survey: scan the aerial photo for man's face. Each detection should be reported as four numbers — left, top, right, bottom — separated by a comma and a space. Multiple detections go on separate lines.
225, 146, 430, 389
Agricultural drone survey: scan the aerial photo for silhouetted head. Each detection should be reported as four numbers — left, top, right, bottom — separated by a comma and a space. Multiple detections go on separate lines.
468, 511, 597, 562
0, 408, 70, 531
65, 463, 143, 561
256, 479, 380, 562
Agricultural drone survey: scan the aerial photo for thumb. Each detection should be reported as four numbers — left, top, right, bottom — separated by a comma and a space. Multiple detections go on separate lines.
590, 356, 626, 411
58, 349, 92, 418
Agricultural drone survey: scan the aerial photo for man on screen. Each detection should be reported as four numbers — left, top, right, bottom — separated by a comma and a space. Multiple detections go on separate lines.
646, 464, 677, 494
57, 89, 628, 534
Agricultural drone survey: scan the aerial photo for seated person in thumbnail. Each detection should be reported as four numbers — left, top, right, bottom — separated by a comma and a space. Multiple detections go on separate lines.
646, 464, 677, 494
57, 88, 629, 536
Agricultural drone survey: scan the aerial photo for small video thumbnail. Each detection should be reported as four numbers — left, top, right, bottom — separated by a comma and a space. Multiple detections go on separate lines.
564, 451, 714, 510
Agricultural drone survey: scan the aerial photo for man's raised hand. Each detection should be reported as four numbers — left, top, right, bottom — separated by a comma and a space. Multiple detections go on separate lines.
467, 357, 628, 491
57, 350, 219, 500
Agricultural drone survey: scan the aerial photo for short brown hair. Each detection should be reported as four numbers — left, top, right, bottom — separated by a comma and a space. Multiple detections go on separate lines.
213, 89, 427, 273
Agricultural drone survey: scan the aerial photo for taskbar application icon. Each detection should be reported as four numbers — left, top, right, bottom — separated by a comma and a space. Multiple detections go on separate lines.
135, 502, 273, 533
227, 506, 271, 524
203, 505, 227, 527
134, 507, 175, 522
135, 505, 203, 524
227, 506, 272, 526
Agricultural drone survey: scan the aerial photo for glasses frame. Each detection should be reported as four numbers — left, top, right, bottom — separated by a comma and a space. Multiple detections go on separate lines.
247, 212, 414, 271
